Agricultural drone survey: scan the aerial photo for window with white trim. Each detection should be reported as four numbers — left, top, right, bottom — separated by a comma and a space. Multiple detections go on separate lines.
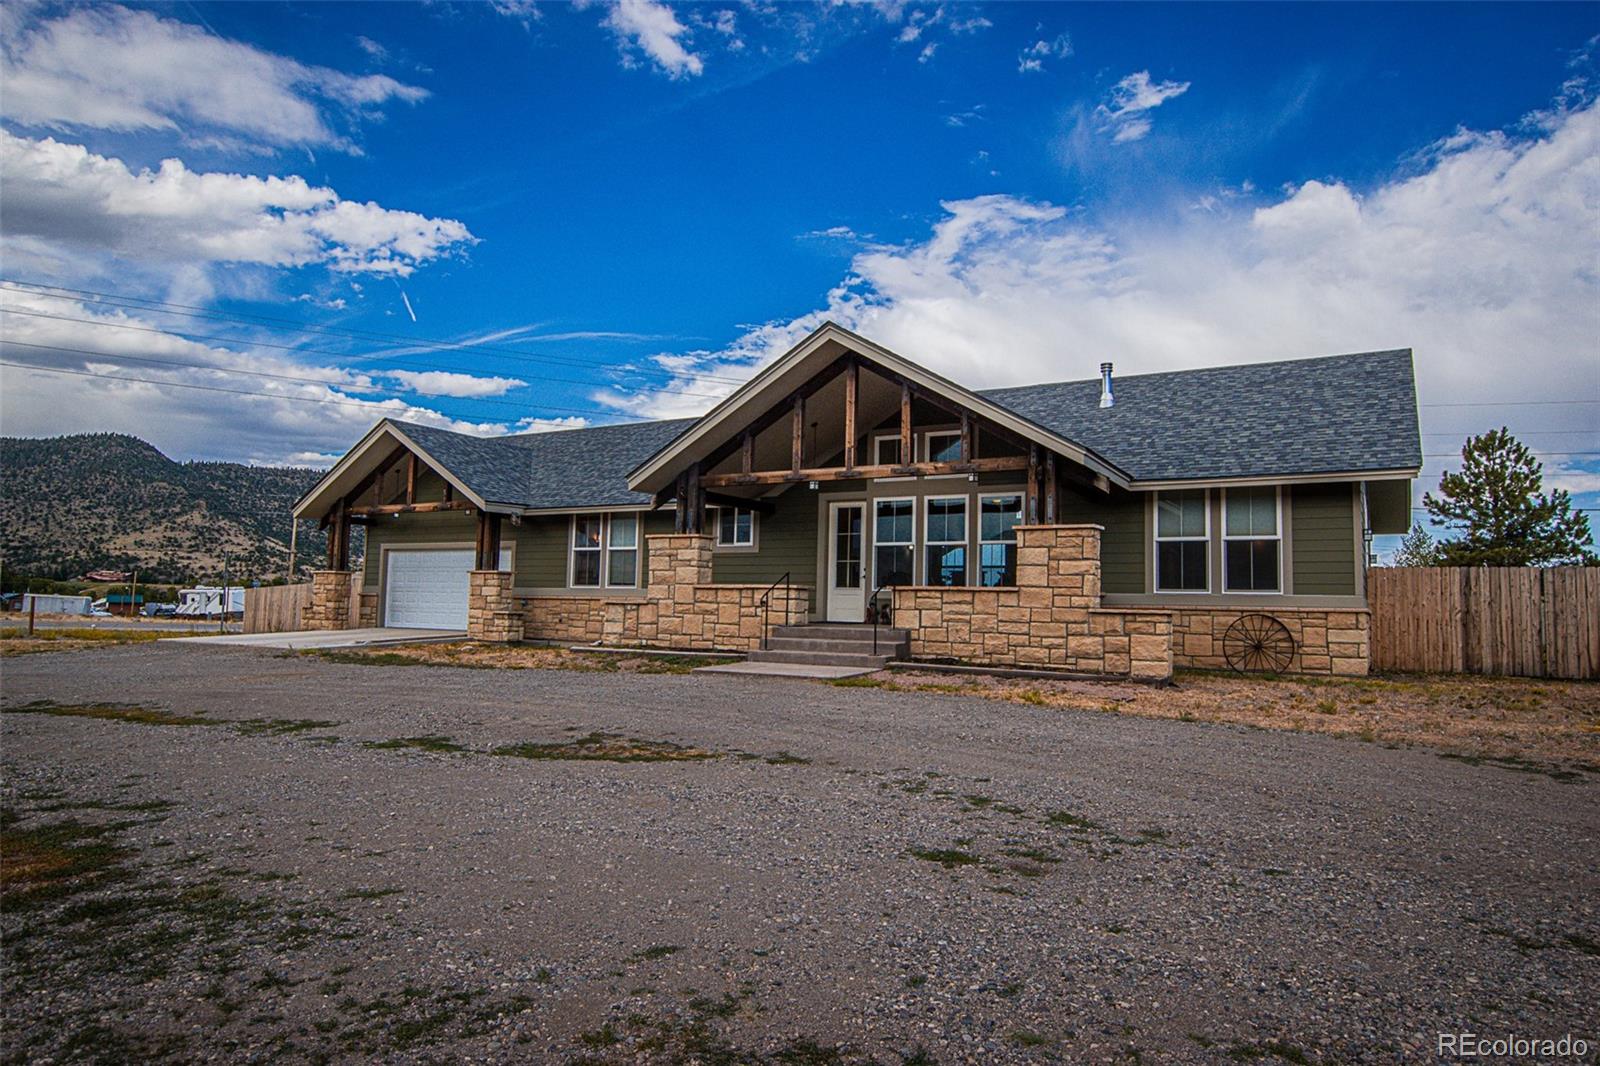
979, 493, 1022, 587
924, 430, 962, 463
607, 515, 639, 588
873, 434, 903, 466
873, 498, 915, 588
571, 515, 603, 587
710, 505, 756, 547
925, 495, 968, 586
1155, 490, 1209, 592
1223, 487, 1281, 592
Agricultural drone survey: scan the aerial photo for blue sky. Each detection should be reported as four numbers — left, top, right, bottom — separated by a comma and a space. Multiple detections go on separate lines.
1, 1, 1596, 550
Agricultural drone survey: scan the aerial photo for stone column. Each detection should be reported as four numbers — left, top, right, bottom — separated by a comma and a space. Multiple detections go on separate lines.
301, 570, 354, 631
468, 570, 523, 642
1015, 524, 1102, 606
644, 534, 714, 647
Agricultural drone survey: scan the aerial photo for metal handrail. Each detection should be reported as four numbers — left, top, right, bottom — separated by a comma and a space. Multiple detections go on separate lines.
757, 571, 792, 650
869, 580, 893, 655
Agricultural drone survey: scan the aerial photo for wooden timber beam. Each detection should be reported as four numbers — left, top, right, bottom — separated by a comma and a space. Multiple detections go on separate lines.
899, 382, 913, 464
702, 455, 1028, 488
741, 431, 754, 476
843, 359, 858, 472
346, 499, 475, 517
695, 354, 851, 475
1044, 453, 1058, 523
686, 464, 704, 534
1026, 444, 1041, 524
474, 511, 503, 570
704, 490, 774, 516
790, 396, 805, 473
960, 411, 972, 463
406, 453, 417, 505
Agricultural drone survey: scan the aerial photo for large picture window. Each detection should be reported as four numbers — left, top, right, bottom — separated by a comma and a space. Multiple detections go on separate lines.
711, 505, 756, 548
925, 496, 968, 586
979, 493, 1022, 586
571, 515, 603, 587
606, 515, 639, 588
1155, 490, 1209, 592
873, 498, 915, 588
1224, 487, 1281, 592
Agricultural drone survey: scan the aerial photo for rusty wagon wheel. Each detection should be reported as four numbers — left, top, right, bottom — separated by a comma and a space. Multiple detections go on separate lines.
1222, 613, 1296, 675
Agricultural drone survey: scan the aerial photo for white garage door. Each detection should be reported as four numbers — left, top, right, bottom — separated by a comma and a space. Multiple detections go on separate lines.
383, 549, 473, 630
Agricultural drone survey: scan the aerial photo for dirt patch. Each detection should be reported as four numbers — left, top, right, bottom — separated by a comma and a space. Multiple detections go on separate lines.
0, 629, 172, 657
847, 670, 1600, 772
309, 643, 733, 675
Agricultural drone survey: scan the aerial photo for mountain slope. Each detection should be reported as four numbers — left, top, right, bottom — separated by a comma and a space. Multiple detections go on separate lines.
0, 434, 335, 583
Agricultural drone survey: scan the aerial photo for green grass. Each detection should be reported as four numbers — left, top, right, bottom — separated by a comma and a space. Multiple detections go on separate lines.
492, 732, 716, 763
3, 700, 218, 728
631, 944, 681, 961
1046, 809, 1104, 832
0, 627, 169, 644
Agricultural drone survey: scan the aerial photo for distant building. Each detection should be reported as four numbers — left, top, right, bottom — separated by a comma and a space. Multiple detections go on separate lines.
176, 586, 245, 619
105, 592, 145, 617
21, 593, 93, 616
85, 569, 132, 582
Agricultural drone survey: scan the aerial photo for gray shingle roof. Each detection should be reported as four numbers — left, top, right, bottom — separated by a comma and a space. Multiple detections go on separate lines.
979, 349, 1422, 482
388, 349, 1420, 509
393, 417, 695, 509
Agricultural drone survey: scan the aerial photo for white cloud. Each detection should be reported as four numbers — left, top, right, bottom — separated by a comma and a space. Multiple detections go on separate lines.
387, 370, 528, 398
602, 0, 705, 78
1017, 34, 1070, 74
0, 131, 476, 278
1096, 70, 1190, 142
489, 1, 543, 23
1, 4, 426, 152
0, 289, 584, 464
596, 91, 1600, 503
918, 42, 938, 64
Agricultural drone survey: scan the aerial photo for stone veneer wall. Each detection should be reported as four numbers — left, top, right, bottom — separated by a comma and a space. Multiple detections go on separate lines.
891, 526, 1173, 681
357, 593, 379, 628
599, 534, 810, 652
467, 570, 524, 642
301, 570, 354, 631
516, 596, 611, 644
1167, 607, 1370, 675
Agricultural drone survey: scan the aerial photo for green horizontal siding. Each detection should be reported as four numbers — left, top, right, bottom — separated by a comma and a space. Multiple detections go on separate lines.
362, 510, 477, 589
711, 491, 818, 587
1054, 485, 1145, 594
512, 515, 570, 587
1290, 484, 1356, 595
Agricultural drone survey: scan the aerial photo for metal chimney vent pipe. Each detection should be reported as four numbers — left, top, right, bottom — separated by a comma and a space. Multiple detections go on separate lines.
1099, 362, 1115, 409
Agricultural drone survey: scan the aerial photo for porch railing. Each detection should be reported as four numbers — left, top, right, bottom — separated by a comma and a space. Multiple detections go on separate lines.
757, 571, 792, 651
869, 580, 893, 655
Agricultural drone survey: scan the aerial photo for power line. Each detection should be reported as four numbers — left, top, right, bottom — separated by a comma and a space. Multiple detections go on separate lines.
0, 279, 755, 386
0, 305, 736, 404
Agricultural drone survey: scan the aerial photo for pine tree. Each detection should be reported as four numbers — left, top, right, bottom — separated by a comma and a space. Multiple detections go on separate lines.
1423, 428, 1596, 567
1389, 522, 1440, 567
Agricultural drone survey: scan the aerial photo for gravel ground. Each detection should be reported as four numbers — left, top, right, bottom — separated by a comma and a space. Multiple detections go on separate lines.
2, 643, 1596, 1064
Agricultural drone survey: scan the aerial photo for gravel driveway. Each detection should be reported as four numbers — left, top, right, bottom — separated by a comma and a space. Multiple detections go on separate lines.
3, 643, 1596, 1064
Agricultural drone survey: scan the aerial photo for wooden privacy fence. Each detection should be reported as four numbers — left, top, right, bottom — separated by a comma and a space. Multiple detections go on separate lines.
244, 583, 364, 634
1370, 567, 1599, 679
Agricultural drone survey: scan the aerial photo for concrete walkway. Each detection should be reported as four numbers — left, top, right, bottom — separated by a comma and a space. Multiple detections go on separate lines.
693, 660, 877, 680
169, 627, 464, 650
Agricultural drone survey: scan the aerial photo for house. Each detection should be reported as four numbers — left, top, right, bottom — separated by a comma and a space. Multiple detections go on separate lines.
292, 323, 1420, 678
104, 592, 144, 617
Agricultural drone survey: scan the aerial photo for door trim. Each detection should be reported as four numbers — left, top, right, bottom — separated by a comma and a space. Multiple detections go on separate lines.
825, 500, 866, 623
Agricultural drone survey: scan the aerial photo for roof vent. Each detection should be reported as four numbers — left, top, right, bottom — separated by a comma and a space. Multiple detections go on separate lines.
1098, 362, 1115, 409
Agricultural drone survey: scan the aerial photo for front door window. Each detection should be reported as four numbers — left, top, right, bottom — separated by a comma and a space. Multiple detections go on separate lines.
834, 506, 862, 589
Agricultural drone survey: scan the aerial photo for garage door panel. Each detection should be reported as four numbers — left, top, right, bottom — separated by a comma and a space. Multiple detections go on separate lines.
384, 549, 472, 630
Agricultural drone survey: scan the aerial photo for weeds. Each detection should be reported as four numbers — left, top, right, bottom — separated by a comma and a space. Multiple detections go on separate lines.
492, 732, 716, 763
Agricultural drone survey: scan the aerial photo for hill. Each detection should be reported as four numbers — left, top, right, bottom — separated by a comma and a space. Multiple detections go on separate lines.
0, 434, 341, 584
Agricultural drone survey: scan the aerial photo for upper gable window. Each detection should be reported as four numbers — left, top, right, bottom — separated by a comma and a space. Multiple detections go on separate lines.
924, 431, 962, 463
874, 435, 903, 466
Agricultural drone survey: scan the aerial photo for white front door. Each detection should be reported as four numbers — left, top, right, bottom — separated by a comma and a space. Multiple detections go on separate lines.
826, 501, 865, 623
383, 549, 474, 629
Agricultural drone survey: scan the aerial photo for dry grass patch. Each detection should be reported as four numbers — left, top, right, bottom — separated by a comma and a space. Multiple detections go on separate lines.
864, 670, 1600, 772
492, 731, 717, 763
311, 643, 731, 674
0, 628, 175, 656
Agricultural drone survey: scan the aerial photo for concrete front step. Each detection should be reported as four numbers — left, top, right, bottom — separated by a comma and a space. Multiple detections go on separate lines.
764, 635, 910, 656
772, 623, 909, 642
746, 648, 896, 669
